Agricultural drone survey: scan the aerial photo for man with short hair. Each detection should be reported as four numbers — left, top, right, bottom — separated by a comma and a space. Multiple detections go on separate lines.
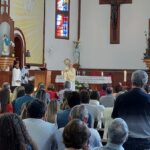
100, 87, 115, 107
53, 105, 102, 150
58, 81, 72, 103
57, 91, 81, 128
93, 118, 128, 150
112, 70, 150, 150
80, 89, 105, 128
14, 83, 34, 115
23, 100, 56, 150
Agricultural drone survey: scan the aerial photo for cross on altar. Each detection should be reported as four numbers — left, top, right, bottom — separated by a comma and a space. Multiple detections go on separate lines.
99, 0, 132, 44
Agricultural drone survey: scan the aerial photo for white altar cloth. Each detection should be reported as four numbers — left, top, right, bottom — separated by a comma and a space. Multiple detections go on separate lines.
55, 75, 112, 84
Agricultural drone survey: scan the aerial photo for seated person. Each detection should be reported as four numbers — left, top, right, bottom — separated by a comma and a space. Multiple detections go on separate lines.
0, 113, 37, 150
57, 91, 81, 128
23, 100, 57, 150
93, 118, 128, 150
80, 89, 105, 128
52, 105, 102, 150
47, 83, 58, 101
63, 119, 91, 150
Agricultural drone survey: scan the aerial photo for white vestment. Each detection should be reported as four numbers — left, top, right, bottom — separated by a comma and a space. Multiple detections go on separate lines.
63, 67, 76, 91
12, 68, 21, 86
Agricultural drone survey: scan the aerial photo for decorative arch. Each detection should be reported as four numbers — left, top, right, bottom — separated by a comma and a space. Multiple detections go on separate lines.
14, 28, 26, 68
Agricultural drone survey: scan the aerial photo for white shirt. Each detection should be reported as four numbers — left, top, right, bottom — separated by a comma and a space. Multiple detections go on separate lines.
89, 99, 100, 106
23, 118, 57, 150
83, 103, 105, 128
11, 68, 21, 86
21, 67, 29, 84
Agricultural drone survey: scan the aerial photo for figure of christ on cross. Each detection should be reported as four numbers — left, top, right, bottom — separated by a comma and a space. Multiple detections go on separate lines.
100, 0, 132, 44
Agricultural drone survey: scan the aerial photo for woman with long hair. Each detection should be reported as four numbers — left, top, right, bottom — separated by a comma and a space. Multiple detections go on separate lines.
11, 86, 25, 102
0, 113, 37, 150
46, 100, 58, 124
47, 83, 58, 101
35, 89, 50, 105
0, 88, 13, 113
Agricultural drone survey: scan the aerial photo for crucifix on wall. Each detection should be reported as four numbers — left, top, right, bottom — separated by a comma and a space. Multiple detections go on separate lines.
99, 0, 132, 44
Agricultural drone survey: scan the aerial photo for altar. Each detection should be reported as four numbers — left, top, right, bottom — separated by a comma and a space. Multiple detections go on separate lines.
55, 75, 112, 84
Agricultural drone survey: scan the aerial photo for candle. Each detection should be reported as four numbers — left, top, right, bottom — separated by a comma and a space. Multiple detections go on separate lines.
61, 71, 64, 76
124, 70, 127, 82
101, 71, 104, 77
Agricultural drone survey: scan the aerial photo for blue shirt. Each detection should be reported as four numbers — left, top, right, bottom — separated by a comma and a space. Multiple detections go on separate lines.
14, 95, 34, 115
57, 108, 92, 129
57, 109, 70, 128
94, 142, 124, 150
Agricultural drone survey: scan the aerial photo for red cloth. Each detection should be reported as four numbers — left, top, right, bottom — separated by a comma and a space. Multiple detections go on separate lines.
47, 91, 58, 101
6, 103, 13, 113
99, 90, 107, 97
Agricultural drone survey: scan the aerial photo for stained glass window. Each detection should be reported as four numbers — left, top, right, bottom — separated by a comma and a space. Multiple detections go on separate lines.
56, 0, 69, 11
55, 0, 70, 39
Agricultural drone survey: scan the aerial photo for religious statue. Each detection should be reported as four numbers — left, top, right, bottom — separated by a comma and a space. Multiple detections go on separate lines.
144, 31, 150, 58
73, 40, 80, 65
63, 58, 76, 91
1, 34, 15, 56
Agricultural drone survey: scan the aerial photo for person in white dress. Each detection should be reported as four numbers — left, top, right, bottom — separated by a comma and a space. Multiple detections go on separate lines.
12, 61, 21, 88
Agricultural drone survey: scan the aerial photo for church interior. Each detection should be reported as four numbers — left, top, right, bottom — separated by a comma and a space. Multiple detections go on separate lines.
0, 0, 150, 149
0, 0, 150, 89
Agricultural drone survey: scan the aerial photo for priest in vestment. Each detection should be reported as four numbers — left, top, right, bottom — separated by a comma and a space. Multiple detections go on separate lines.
63, 58, 76, 91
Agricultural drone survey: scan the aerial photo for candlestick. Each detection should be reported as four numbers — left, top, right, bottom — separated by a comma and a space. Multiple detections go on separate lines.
124, 70, 127, 82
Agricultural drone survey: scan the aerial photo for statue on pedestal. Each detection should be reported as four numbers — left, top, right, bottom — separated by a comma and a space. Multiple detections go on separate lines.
73, 40, 80, 65
1, 34, 15, 56
144, 31, 150, 58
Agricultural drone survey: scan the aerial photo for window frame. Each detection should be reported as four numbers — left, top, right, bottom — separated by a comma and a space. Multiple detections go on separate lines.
55, 0, 70, 40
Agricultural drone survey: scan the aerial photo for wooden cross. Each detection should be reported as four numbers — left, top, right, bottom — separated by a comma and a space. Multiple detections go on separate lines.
100, 0, 132, 44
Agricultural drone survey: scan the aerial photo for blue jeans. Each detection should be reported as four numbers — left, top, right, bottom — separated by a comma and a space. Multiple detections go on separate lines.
123, 137, 150, 150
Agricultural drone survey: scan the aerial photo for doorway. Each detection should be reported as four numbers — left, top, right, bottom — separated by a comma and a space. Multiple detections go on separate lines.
14, 28, 26, 68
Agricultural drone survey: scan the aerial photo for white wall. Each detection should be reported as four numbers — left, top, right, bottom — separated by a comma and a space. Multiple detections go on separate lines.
45, 0, 150, 70
45, 0, 78, 70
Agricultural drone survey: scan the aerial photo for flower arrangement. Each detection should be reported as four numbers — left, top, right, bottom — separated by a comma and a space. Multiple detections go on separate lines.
75, 80, 84, 91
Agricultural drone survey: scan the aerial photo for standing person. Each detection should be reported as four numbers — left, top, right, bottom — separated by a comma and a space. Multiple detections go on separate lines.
21, 64, 30, 86
11, 61, 21, 90
112, 70, 150, 150
0, 113, 37, 150
63, 58, 76, 91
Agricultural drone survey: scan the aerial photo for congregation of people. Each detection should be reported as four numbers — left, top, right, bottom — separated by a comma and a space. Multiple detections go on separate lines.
0, 69, 150, 150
